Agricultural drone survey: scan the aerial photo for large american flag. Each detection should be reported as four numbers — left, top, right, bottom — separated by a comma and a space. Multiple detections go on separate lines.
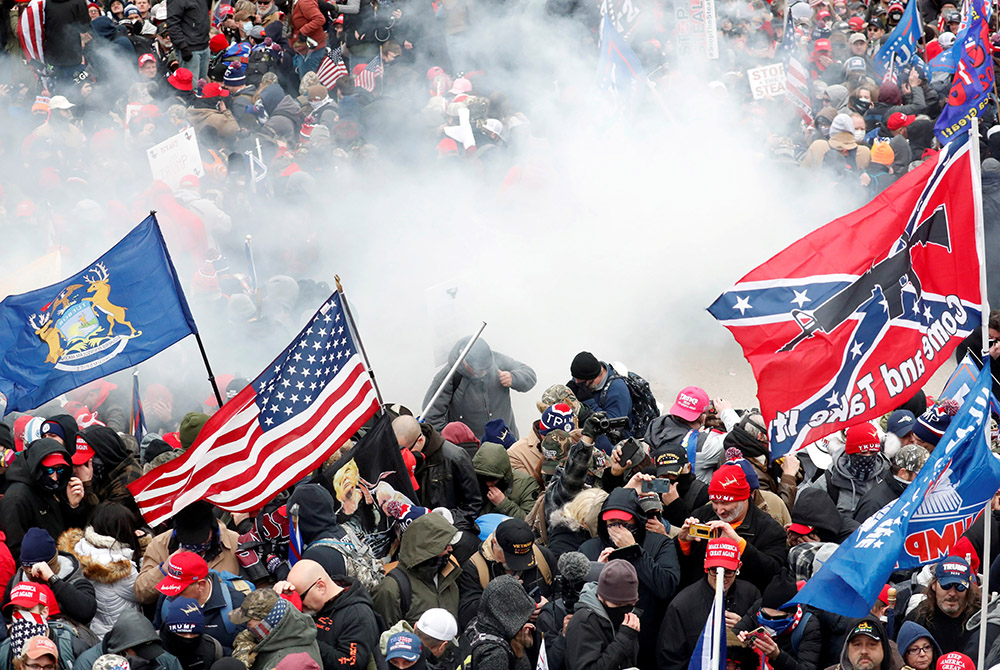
355, 53, 383, 92
18, 0, 45, 64
317, 46, 348, 90
129, 292, 380, 526
776, 11, 812, 125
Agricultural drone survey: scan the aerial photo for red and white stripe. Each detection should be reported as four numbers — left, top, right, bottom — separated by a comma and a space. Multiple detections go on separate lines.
317, 55, 348, 90
130, 354, 378, 526
18, 0, 45, 64
785, 56, 813, 125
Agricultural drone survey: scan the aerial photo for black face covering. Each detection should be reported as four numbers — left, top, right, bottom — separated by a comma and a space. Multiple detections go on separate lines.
604, 604, 630, 630
165, 631, 204, 659
852, 98, 872, 114
411, 556, 441, 583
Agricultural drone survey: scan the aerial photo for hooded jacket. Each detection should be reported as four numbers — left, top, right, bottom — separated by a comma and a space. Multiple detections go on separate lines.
564, 582, 639, 670
792, 487, 859, 544
372, 512, 462, 626
3, 549, 98, 626
831, 616, 894, 670
74, 611, 184, 670
853, 474, 908, 523
688, 499, 788, 591
507, 423, 543, 486
579, 487, 681, 669
44, 0, 89, 66
313, 576, 381, 670
0, 438, 89, 560
422, 337, 537, 440
733, 604, 823, 670
247, 603, 322, 670
58, 526, 140, 638
413, 422, 482, 531
134, 522, 241, 604
896, 621, 942, 663
472, 442, 540, 520
822, 452, 889, 521
465, 574, 535, 670
288, 484, 350, 578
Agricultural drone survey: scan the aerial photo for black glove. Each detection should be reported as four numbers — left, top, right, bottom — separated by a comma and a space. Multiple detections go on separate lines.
582, 411, 607, 441
567, 379, 593, 402
181, 48, 193, 62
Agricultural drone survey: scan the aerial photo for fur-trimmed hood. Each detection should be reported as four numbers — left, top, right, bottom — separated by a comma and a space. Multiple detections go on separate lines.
58, 527, 136, 584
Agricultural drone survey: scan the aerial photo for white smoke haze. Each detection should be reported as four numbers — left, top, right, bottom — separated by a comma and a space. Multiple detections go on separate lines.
0, 0, 959, 432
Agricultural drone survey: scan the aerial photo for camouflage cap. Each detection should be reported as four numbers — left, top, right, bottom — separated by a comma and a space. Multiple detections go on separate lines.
537, 385, 580, 414
540, 430, 573, 475
229, 587, 279, 624
93, 655, 130, 670
893, 444, 928, 473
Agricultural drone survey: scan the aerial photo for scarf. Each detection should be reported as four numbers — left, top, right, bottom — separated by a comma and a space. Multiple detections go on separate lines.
754, 606, 803, 670
844, 453, 880, 481
249, 597, 287, 641
9, 614, 48, 658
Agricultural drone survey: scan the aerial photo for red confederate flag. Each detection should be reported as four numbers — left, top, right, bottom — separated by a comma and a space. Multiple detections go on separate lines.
708, 133, 985, 457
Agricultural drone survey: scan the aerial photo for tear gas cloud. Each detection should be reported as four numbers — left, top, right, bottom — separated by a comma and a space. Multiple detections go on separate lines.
1, 4, 863, 430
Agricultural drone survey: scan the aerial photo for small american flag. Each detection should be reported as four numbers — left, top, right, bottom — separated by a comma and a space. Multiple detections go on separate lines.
355, 53, 383, 92
317, 46, 348, 90
129, 291, 380, 526
882, 51, 899, 85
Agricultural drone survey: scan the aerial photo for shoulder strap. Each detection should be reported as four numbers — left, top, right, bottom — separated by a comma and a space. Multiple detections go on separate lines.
55, 628, 75, 670
685, 430, 700, 470
470, 551, 491, 589
219, 578, 236, 635
825, 470, 840, 505
790, 611, 812, 654
532, 545, 552, 584
388, 568, 412, 619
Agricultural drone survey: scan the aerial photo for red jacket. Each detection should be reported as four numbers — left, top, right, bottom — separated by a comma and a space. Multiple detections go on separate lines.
292, 0, 326, 54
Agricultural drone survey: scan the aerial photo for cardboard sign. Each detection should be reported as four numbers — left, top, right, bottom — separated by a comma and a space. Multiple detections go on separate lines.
748, 63, 787, 99
146, 128, 204, 189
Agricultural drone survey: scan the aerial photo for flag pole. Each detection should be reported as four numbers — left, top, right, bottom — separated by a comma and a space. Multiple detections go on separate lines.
334, 275, 384, 412
971, 115, 992, 670
419, 321, 487, 421
195, 330, 225, 409
130, 368, 139, 437
712, 566, 724, 670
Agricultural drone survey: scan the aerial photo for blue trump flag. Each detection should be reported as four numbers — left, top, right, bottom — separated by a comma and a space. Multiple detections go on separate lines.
873, 0, 921, 77
597, 15, 646, 114
0, 215, 197, 412
935, 0, 994, 145
790, 362, 1000, 617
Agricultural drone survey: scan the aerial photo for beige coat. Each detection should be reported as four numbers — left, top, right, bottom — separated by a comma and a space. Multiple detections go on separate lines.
133, 521, 241, 604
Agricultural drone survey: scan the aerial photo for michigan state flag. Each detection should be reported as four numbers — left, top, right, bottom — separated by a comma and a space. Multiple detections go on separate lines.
0, 215, 197, 412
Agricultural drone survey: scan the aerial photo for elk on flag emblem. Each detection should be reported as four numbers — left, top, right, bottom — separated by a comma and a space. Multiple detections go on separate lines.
708, 132, 984, 458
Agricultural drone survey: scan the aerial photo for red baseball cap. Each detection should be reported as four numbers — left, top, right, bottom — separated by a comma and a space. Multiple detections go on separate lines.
888, 112, 916, 131
849, 16, 865, 30
202, 82, 230, 98
817, 9, 831, 19
845, 423, 881, 455
938, 652, 975, 670
40, 452, 68, 468
6, 582, 53, 611
157, 551, 209, 596
138, 53, 156, 67
705, 538, 741, 570
670, 386, 710, 422
787, 523, 815, 535
602, 509, 635, 523
72, 435, 94, 466
814, 38, 832, 52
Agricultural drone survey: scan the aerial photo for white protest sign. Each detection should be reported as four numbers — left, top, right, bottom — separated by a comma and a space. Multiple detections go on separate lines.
146, 127, 204, 189
747, 63, 787, 99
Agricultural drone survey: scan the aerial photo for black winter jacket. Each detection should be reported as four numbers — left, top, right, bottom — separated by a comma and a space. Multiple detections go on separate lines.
314, 577, 381, 670
44, 0, 89, 66
4, 553, 98, 625
165, 0, 210, 55
853, 475, 907, 524
734, 603, 823, 670
564, 582, 639, 670
685, 501, 788, 591
414, 423, 482, 531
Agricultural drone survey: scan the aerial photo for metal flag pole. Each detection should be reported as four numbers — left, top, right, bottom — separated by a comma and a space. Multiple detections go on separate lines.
971, 116, 992, 670
419, 321, 487, 421
334, 275, 384, 413
712, 566, 724, 670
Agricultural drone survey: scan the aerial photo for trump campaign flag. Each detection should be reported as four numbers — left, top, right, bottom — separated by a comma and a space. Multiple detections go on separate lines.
873, 0, 921, 78
791, 362, 1000, 617
708, 133, 984, 457
129, 291, 381, 526
597, 15, 647, 114
934, 0, 993, 144
0, 215, 196, 413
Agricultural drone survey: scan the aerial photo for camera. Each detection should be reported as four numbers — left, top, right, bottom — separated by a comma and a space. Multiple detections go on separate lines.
596, 415, 629, 432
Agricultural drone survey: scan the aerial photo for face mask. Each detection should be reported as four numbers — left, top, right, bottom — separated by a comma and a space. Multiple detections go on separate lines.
9, 618, 48, 657
757, 610, 795, 636
854, 129, 866, 142
845, 453, 880, 481
604, 604, 630, 629
853, 99, 871, 114
309, 99, 326, 110
165, 631, 204, 657
243, 21, 253, 33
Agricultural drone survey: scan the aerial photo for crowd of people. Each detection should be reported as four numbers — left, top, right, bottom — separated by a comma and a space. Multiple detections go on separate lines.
0, 331, 999, 670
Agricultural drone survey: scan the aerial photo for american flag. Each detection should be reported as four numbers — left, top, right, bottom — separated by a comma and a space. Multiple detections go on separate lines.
18, 0, 45, 64
882, 51, 899, 84
316, 46, 348, 90
129, 292, 380, 526
355, 53, 383, 92
776, 11, 812, 125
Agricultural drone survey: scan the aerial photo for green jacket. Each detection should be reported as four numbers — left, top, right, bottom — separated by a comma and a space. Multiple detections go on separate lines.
473, 442, 540, 520
372, 512, 462, 626
250, 604, 322, 670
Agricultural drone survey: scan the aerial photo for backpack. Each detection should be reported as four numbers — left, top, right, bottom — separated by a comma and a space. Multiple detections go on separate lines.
387, 567, 413, 619
600, 367, 659, 435
821, 146, 858, 183
309, 524, 385, 594
452, 630, 512, 670
790, 611, 813, 654
159, 571, 255, 636
469, 546, 552, 590
244, 47, 273, 88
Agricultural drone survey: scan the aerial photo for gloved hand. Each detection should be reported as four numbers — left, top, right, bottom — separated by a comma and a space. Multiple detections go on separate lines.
582, 411, 607, 441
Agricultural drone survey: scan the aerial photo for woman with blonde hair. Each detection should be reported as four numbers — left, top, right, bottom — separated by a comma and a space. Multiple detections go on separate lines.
546, 487, 609, 560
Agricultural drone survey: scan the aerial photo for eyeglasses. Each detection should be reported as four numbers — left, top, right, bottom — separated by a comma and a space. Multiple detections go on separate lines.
940, 582, 968, 592
300, 579, 320, 600
908, 645, 934, 656
41, 466, 67, 476
25, 663, 56, 670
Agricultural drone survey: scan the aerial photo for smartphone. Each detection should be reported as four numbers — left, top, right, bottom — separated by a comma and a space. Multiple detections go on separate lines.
631, 607, 644, 618
689, 523, 718, 540
618, 439, 642, 466
642, 479, 672, 494
744, 626, 767, 646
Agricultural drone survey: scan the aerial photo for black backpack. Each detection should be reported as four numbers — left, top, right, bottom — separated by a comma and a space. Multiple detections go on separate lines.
245, 47, 274, 88
601, 367, 660, 435
821, 146, 858, 183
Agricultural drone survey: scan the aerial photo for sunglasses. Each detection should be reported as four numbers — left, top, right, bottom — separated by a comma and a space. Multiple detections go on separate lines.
300, 579, 320, 600
940, 582, 968, 592
42, 466, 67, 476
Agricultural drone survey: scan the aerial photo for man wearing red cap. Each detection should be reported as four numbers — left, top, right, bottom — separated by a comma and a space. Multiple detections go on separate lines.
813, 422, 889, 522
677, 463, 787, 591
658, 538, 760, 670
0, 439, 88, 561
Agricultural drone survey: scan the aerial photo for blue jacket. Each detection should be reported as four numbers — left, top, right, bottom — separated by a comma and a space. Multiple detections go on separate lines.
580, 365, 632, 453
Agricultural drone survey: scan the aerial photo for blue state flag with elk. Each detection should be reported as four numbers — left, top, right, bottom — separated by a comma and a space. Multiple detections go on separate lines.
0, 215, 197, 413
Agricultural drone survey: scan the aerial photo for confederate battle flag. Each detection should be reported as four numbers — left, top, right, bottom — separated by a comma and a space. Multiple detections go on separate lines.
708, 132, 985, 457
